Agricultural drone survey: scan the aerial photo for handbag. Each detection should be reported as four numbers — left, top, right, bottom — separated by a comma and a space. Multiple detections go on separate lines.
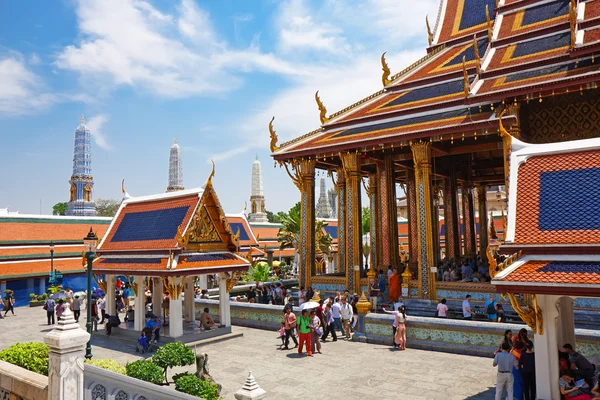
314, 327, 322, 336
43, 303, 48, 311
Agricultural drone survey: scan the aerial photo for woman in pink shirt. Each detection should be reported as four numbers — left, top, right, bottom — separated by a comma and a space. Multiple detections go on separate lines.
437, 298, 448, 318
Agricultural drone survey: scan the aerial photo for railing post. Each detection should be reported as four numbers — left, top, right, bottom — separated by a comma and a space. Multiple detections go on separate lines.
235, 371, 266, 400
44, 304, 90, 400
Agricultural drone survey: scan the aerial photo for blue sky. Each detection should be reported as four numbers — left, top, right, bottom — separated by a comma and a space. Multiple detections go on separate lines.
0, 0, 437, 215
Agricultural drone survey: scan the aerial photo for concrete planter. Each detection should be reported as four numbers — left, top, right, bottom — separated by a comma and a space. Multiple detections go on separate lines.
29, 301, 45, 307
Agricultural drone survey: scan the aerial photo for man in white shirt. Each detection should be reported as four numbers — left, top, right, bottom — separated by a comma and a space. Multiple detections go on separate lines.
462, 294, 473, 320
331, 299, 344, 336
99, 294, 107, 324
393, 298, 405, 311
340, 297, 353, 339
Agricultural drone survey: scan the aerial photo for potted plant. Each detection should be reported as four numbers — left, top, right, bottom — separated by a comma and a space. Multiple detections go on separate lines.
29, 293, 46, 307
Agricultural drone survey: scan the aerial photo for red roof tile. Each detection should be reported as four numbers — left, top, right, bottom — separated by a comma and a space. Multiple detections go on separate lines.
0, 218, 110, 243
501, 260, 600, 284
0, 258, 85, 279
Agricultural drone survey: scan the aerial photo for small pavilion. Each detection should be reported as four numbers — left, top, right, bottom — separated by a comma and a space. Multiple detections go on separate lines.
95, 167, 250, 338
491, 134, 600, 399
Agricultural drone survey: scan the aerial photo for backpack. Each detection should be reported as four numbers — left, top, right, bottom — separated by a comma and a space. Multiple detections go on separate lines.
487, 302, 496, 315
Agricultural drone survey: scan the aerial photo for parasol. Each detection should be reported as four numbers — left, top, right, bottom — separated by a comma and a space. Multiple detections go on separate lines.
73, 291, 87, 298
298, 301, 319, 311
49, 293, 68, 300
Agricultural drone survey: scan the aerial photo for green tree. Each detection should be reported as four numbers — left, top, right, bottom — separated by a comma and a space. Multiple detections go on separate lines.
362, 207, 371, 268
265, 210, 275, 223
249, 261, 271, 283
152, 342, 195, 385
52, 202, 67, 216
95, 198, 120, 217
277, 202, 332, 255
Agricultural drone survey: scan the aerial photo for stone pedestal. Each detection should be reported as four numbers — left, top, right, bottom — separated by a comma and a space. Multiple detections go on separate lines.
218, 273, 231, 328
44, 305, 90, 400
152, 277, 163, 319
234, 371, 266, 400
198, 275, 208, 290
134, 277, 145, 332
169, 298, 183, 338
105, 275, 115, 315
534, 294, 561, 400
183, 276, 195, 322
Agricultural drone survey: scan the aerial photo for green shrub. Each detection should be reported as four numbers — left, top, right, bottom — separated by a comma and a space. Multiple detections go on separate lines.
29, 293, 36, 300
174, 375, 221, 400
172, 371, 193, 382
86, 359, 126, 375
0, 342, 49, 376
125, 360, 163, 385
152, 342, 195, 384
39, 293, 48, 300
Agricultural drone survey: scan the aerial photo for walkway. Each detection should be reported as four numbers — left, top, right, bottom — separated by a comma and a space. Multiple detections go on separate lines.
0, 306, 498, 399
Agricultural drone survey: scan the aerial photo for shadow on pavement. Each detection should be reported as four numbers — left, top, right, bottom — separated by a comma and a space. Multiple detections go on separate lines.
464, 387, 496, 399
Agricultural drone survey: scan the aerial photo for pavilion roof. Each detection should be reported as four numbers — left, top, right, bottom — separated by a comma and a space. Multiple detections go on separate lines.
272, 0, 600, 160
226, 213, 259, 248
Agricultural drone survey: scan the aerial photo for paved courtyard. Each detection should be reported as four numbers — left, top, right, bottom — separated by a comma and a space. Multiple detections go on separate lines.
0, 306, 498, 399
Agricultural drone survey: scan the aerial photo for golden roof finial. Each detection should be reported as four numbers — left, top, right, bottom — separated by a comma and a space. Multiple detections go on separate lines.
473, 35, 481, 73
498, 107, 510, 138
462, 56, 470, 98
569, 0, 577, 50
426, 15, 434, 46
268, 117, 279, 152
315, 91, 329, 124
207, 159, 215, 184
121, 178, 126, 194
486, 5, 493, 42
381, 52, 391, 87
81, 114, 86, 124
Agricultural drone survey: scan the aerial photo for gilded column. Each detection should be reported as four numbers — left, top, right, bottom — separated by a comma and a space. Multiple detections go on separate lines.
377, 160, 390, 267
377, 155, 399, 271
443, 168, 461, 260
298, 160, 316, 289
432, 186, 441, 266
406, 169, 419, 278
341, 152, 362, 293
477, 183, 489, 266
367, 173, 379, 270
461, 183, 477, 255
336, 167, 346, 274
410, 141, 436, 300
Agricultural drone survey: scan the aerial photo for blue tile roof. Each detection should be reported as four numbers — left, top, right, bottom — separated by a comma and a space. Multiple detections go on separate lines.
538, 261, 600, 274
323, 225, 338, 239
538, 168, 600, 231
522, 0, 569, 26
185, 253, 237, 262
445, 39, 489, 67
100, 258, 163, 264
458, 0, 496, 31
110, 206, 190, 242
229, 222, 251, 241
505, 58, 594, 83
382, 80, 464, 109
512, 32, 570, 58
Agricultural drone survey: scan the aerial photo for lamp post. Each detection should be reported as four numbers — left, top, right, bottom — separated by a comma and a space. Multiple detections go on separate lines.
49, 241, 55, 285
83, 227, 98, 360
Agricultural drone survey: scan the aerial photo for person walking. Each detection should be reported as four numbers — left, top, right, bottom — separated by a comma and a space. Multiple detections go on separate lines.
72, 295, 82, 322
436, 298, 448, 318
394, 306, 407, 350
309, 309, 322, 354
511, 340, 525, 400
340, 297, 353, 339
494, 342, 519, 400
3, 291, 15, 317
91, 297, 99, 331
98, 294, 107, 324
378, 269, 386, 302
520, 341, 536, 400
55, 299, 66, 321
485, 295, 497, 322
321, 303, 337, 342
462, 294, 473, 320
331, 297, 344, 336
282, 308, 298, 350
383, 306, 401, 349
297, 309, 312, 357
44, 297, 56, 325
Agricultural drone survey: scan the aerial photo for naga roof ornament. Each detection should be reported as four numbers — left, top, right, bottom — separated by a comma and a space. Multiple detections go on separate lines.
268, 117, 279, 152
569, 0, 577, 50
485, 5, 493, 43
462, 56, 470, 98
472, 35, 481, 73
426, 15, 434, 46
381, 52, 391, 87
315, 91, 329, 124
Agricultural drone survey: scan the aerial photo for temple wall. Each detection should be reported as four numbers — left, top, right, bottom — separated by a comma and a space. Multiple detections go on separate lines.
0, 360, 48, 400
194, 300, 600, 362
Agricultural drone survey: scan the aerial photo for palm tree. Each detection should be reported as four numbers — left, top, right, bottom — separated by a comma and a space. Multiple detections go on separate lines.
277, 202, 333, 257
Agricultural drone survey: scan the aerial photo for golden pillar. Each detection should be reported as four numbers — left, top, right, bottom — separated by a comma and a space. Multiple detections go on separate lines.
432, 186, 441, 266
341, 152, 362, 293
443, 167, 461, 260
410, 141, 436, 300
377, 155, 399, 271
461, 182, 477, 255
477, 183, 489, 266
295, 160, 316, 289
335, 167, 346, 274
367, 173, 379, 270
406, 169, 419, 277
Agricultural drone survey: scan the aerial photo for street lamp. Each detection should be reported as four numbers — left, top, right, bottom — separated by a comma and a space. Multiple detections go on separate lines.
83, 227, 98, 360
49, 241, 55, 283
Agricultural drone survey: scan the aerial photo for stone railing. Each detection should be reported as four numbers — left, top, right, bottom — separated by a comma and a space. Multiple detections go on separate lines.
84, 364, 199, 400
0, 360, 48, 400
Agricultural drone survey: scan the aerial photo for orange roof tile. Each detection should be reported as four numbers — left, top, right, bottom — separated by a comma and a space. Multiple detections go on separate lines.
0, 245, 83, 258
0, 258, 85, 279
501, 260, 600, 284
0, 218, 110, 243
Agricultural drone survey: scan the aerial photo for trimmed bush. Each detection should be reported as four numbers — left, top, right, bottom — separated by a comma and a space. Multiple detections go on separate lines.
152, 342, 195, 384
174, 374, 221, 400
86, 359, 126, 375
0, 342, 49, 376
125, 360, 163, 385
172, 371, 193, 383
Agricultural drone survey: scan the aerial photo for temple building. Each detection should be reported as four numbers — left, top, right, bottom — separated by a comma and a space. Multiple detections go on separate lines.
66, 116, 97, 216
248, 157, 268, 223
269, 0, 600, 299
167, 138, 184, 192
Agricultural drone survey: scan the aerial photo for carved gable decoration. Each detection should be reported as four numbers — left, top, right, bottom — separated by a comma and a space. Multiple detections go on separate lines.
187, 205, 221, 244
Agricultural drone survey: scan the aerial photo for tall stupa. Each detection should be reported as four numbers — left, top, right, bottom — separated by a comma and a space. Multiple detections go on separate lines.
66, 116, 97, 216
316, 177, 332, 218
248, 156, 268, 223
167, 138, 184, 192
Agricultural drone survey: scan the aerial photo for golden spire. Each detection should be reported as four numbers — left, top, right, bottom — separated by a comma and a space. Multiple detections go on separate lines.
426, 15, 434, 46
462, 56, 470, 98
207, 159, 215, 184
121, 178, 126, 194
486, 5, 493, 42
268, 117, 279, 152
473, 35, 481, 73
381, 52, 391, 87
315, 91, 329, 124
81, 114, 86, 124
569, 0, 577, 50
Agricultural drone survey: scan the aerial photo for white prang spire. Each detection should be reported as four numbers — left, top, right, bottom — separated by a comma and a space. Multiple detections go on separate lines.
316, 177, 332, 218
167, 137, 184, 192
248, 156, 268, 223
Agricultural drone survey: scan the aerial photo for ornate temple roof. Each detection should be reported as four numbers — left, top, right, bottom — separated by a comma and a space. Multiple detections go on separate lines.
272, 0, 600, 160
226, 213, 259, 248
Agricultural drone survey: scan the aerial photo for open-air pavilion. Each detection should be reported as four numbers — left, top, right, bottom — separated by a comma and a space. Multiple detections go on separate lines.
94, 169, 250, 339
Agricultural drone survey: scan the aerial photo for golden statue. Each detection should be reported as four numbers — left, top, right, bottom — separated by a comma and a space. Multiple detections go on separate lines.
426, 15, 434, 46
486, 5, 493, 42
462, 56, 470, 98
268, 117, 279, 152
381, 52, 391, 87
315, 91, 329, 124
70, 183, 76, 201
472, 35, 481, 73
83, 183, 92, 202
569, 0, 577, 49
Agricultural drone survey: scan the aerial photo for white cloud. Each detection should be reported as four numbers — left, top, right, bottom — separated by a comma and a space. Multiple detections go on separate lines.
0, 55, 56, 116
85, 114, 111, 150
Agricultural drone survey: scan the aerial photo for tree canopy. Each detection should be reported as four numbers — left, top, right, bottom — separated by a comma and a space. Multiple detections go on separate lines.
52, 202, 67, 216
95, 198, 120, 217
277, 202, 332, 254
